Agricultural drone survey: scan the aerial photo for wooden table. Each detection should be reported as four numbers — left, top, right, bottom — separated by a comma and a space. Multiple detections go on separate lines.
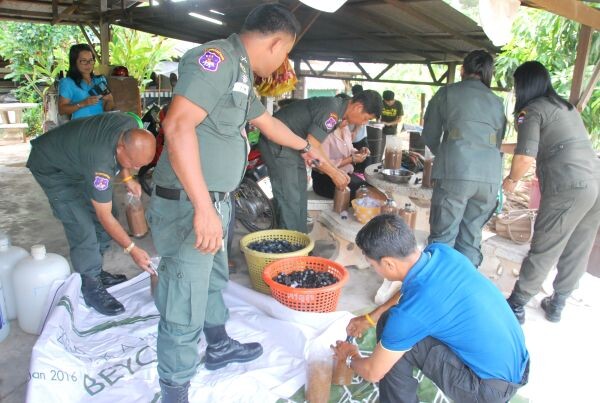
0, 102, 38, 142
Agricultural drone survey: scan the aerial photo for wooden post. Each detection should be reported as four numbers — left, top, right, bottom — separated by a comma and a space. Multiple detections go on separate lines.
420, 93, 426, 126
99, 0, 110, 69
447, 62, 457, 84
569, 25, 592, 106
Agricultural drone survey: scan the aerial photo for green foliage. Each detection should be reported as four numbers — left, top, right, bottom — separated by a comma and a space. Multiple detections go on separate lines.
496, 8, 600, 145
0, 22, 82, 102
109, 26, 177, 92
23, 106, 43, 138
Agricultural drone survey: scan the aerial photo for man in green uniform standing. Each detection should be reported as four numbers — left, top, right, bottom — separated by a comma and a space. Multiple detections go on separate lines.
26, 112, 156, 315
422, 50, 506, 267
381, 90, 403, 135
147, 5, 325, 402
259, 90, 383, 233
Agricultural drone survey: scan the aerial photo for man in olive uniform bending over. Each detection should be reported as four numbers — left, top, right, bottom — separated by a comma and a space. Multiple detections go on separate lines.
27, 112, 156, 316
421, 50, 506, 267
259, 90, 383, 233
147, 5, 326, 402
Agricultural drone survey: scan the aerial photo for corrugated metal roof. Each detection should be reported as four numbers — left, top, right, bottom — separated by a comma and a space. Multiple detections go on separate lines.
0, 0, 498, 64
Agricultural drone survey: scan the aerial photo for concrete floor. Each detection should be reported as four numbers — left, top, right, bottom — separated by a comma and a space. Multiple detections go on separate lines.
1, 142, 599, 403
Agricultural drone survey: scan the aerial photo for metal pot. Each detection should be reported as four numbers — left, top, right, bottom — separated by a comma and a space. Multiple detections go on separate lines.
380, 168, 414, 184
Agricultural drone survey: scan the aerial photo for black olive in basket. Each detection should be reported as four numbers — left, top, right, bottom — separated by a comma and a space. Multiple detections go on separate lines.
248, 239, 304, 253
273, 268, 338, 288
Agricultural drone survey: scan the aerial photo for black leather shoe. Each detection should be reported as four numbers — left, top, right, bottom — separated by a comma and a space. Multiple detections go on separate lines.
81, 275, 125, 316
99, 270, 127, 287
541, 293, 568, 323
204, 325, 263, 370
159, 379, 189, 403
506, 292, 527, 325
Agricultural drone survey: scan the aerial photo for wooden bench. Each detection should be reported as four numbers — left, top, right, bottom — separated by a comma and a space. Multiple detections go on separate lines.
0, 102, 38, 142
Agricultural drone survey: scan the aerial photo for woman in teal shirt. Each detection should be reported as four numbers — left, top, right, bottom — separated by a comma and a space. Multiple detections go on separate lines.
58, 44, 115, 120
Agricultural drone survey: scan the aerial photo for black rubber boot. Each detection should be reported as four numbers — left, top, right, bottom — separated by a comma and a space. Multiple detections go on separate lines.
81, 275, 125, 316
506, 292, 528, 325
99, 270, 127, 287
203, 325, 263, 370
159, 379, 189, 403
541, 293, 569, 323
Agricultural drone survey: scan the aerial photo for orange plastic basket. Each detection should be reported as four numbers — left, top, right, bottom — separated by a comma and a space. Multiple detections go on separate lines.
262, 257, 349, 312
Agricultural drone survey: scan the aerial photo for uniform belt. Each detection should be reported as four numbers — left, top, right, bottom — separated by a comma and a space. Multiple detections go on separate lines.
154, 185, 229, 202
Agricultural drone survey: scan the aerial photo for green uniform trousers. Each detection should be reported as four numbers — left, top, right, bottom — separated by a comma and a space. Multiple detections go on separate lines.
429, 179, 499, 267
513, 179, 600, 299
147, 195, 231, 385
30, 169, 112, 277
258, 140, 308, 233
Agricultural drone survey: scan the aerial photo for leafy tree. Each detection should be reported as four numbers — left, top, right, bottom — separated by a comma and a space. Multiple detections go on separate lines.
109, 26, 177, 92
495, 8, 600, 145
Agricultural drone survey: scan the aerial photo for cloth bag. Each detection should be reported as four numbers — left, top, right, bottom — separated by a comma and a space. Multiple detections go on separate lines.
495, 209, 537, 244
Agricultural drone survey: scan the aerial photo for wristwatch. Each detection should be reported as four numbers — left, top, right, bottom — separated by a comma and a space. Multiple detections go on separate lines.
300, 140, 312, 154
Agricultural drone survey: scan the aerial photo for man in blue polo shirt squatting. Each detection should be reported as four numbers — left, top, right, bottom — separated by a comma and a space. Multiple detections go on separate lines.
332, 214, 529, 403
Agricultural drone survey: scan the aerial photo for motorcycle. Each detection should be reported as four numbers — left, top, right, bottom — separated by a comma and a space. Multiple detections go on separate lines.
138, 105, 275, 232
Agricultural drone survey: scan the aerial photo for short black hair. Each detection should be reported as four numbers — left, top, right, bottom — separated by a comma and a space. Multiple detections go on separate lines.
382, 90, 394, 101
241, 4, 300, 37
352, 89, 383, 118
336, 93, 350, 99
513, 61, 573, 113
462, 50, 494, 88
356, 214, 417, 261
351, 84, 363, 96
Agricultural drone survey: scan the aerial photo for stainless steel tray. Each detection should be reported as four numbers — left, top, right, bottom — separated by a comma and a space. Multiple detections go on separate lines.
380, 168, 414, 184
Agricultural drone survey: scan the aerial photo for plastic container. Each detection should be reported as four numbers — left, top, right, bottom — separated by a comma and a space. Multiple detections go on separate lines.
262, 256, 348, 312
380, 198, 398, 215
384, 136, 403, 170
355, 185, 369, 200
400, 203, 417, 229
12, 245, 70, 335
0, 279, 10, 342
333, 187, 351, 213
351, 197, 383, 224
240, 230, 314, 294
305, 343, 332, 403
126, 193, 149, 238
0, 232, 28, 320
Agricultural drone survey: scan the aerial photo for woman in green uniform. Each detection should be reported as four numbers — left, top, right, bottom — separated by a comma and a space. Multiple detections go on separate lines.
505, 61, 600, 324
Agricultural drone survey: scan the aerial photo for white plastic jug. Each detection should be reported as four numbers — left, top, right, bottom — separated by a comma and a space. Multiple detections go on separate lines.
0, 279, 10, 342
12, 245, 70, 335
0, 232, 28, 320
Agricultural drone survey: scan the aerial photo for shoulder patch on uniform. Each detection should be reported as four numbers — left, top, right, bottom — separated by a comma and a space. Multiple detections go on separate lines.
516, 110, 527, 125
325, 113, 338, 131
198, 48, 225, 72
93, 175, 110, 191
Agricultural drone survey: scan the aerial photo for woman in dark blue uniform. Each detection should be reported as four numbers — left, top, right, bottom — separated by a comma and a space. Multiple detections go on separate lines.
505, 61, 600, 324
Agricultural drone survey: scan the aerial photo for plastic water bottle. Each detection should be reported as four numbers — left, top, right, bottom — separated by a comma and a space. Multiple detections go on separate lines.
12, 245, 70, 335
0, 231, 28, 320
0, 279, 10, 342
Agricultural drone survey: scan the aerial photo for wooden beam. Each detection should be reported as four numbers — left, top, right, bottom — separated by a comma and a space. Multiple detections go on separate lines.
78, 24, 100, 61
374, 64, 394, 80
569, 25, 592, 105
53, 4, 77, 25
295, 10, 321, 44
521, 0, 600, 30
576, 62, 600, 112
354, 61, 372, 80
